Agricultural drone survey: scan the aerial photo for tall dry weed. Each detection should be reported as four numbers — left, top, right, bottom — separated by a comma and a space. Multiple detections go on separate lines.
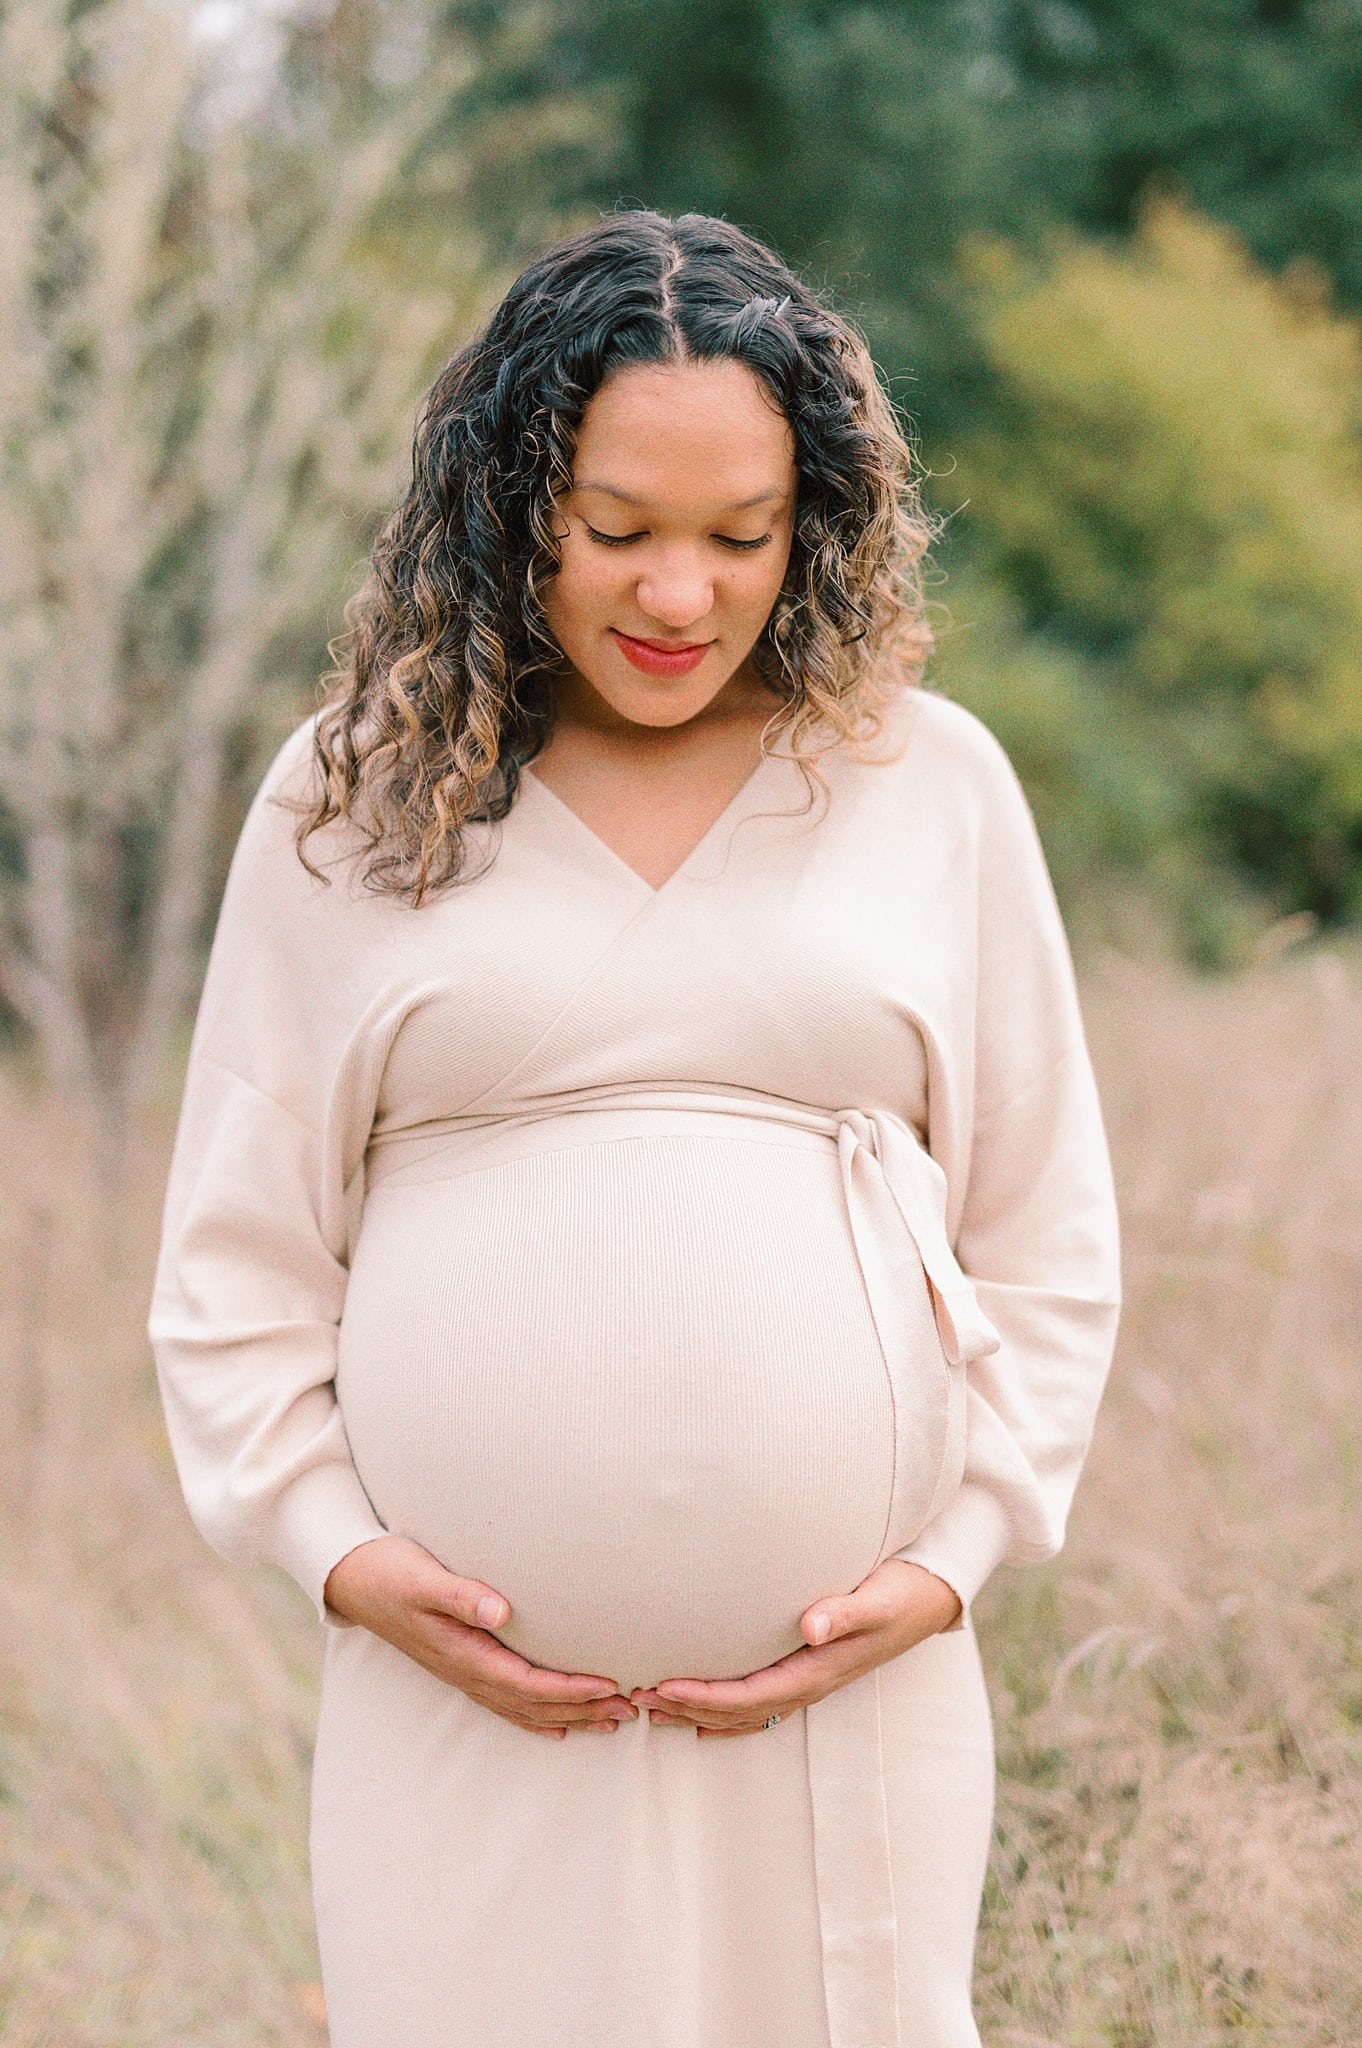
976, 943, 1362, 2047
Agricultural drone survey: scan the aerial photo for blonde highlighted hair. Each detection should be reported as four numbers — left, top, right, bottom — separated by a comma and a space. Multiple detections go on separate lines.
292, 208, 941, 902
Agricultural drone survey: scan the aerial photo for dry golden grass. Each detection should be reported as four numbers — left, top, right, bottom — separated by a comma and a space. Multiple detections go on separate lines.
2, 943, 1359, 2045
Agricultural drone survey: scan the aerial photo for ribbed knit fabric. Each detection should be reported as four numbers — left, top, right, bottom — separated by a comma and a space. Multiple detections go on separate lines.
342, 1122, 907, 1697
147, 682, 1121, 2048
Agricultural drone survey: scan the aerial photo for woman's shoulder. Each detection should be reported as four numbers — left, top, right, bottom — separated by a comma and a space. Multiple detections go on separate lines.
864, 683, 1029, 813
253, 709, 326, 817
239, 710, 370, 877
221, 709, 383, 934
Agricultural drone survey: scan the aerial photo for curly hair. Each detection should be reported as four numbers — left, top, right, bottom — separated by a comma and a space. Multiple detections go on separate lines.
290, 208, 942, 902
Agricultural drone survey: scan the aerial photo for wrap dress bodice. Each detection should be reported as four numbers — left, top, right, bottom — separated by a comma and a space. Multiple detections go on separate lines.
148, 683, 1122, 2048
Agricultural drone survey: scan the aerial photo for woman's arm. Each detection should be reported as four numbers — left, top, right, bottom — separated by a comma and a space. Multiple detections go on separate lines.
892, 714, 1123, 1626
147, 721, 390, 1625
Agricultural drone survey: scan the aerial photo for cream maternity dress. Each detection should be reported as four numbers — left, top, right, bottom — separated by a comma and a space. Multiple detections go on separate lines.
148, 682, 1122, 2048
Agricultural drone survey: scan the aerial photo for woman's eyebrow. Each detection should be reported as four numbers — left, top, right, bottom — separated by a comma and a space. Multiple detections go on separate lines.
573, 481, 789, 511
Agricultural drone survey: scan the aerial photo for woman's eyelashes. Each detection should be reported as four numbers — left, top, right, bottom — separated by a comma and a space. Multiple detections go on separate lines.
583, 523, 773, 553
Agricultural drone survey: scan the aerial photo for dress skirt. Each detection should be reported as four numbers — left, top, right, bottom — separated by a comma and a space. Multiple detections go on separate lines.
310, 1097, 999, 2048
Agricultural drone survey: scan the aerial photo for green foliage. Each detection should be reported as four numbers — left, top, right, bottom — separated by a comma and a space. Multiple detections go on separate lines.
942, 192, 1362, 933
490, 0, 1362, 449
926, 561, 1264, 965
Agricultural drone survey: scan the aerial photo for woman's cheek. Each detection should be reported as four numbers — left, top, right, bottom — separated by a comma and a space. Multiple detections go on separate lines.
541, 551, 605, 649
565, 550, 622, 626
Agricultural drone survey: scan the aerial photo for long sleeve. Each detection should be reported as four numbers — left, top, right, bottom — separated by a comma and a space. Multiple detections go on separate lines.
147, 720, 391, 1625
892, 711, 1122, 1623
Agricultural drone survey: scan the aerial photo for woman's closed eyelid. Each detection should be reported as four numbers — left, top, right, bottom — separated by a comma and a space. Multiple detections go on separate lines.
583, 524, 645, 546
582, 522, 773, 552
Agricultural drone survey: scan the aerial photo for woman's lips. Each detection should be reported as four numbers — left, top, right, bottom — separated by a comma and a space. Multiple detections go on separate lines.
611, 629, 713, 677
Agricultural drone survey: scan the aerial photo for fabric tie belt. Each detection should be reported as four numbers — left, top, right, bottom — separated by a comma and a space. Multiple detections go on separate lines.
365, 1084, 1002, 2048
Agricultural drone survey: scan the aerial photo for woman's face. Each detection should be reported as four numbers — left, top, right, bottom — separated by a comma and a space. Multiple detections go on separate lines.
541, 357, 797, 732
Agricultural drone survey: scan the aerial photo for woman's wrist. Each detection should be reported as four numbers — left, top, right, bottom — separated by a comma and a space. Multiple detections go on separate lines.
882, 1557, 964, 1635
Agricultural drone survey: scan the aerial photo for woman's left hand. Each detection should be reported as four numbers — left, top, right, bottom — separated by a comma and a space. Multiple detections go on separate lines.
629, 1559, 964, 1738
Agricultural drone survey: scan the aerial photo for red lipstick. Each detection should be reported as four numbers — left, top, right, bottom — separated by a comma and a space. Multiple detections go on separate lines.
612, 629, 713, 677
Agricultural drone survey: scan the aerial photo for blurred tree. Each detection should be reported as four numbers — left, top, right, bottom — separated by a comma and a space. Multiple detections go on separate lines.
0, 0, 497, 1180
475, 0, 1362, 450
944, 190, 1362, 933
927, 562, 1274, 965
472, 0, 1022, 445
1002, 0, 1362, 308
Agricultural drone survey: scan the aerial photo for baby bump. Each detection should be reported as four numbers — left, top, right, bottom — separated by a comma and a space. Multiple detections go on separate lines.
336, 1128, 945, 1694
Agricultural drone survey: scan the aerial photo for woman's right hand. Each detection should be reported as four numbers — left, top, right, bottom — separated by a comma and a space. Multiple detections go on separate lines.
321, 1534, 637, 1738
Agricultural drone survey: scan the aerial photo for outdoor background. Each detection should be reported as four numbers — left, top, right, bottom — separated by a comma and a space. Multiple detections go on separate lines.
1, 1, 1359, 2041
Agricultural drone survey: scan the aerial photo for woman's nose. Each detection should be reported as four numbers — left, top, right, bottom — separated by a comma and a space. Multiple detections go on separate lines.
634, 558, 714, 632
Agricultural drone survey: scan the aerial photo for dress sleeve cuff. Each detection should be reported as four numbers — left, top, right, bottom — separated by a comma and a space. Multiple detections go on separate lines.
891, 1483, 1016, 1631
264, 1461, 390, 1627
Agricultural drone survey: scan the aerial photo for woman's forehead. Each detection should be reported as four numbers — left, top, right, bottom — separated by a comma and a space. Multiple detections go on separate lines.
572, 360, 795, 505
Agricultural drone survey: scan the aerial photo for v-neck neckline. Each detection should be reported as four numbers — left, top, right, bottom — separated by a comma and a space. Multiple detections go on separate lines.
521, 744, 778, 898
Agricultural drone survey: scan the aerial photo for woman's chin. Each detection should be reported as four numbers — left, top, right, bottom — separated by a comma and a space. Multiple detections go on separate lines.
552, 642, 766, 732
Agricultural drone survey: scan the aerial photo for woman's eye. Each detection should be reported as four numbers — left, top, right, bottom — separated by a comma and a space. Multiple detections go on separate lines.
584, 525, 644, 547
582, 524, 772, 553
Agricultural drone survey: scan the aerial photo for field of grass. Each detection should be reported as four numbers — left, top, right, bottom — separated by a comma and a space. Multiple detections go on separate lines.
1, 943, 1359, 2045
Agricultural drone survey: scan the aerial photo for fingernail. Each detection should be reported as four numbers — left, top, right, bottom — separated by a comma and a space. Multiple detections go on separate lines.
810, 1613, 832, 1644
476, 1595, 506, 1626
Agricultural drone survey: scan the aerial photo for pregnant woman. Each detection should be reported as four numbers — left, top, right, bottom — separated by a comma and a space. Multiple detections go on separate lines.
148, 208, 1122, 2048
